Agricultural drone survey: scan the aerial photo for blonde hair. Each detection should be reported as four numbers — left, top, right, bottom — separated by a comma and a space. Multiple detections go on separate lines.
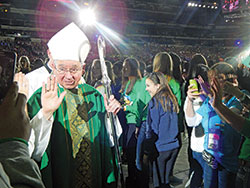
153, 52, 173, 77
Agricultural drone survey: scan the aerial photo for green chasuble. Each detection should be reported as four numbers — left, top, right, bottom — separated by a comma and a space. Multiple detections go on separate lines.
28, 84, 116, 188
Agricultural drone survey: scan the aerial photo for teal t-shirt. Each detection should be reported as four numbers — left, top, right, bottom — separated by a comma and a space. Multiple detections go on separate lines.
196, 96, 242, 173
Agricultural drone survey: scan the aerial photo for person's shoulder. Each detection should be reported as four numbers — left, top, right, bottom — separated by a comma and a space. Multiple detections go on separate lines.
169, 78, 180, 87
80, 83, 98, 91
148, 97, 156, 108
28, 87, 42, 102
135, 78, 146, 87
141, 76, 147, 82
80, 83, 103, 97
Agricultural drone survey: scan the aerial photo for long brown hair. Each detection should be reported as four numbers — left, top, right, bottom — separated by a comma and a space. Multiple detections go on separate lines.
90, 59, 115, 86
147, 72, 179, 113
120, 57, 142, 94
153, 52, 173, 77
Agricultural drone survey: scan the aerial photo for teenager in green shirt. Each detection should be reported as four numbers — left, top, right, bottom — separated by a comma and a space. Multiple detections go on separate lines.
119, 57, 150, 187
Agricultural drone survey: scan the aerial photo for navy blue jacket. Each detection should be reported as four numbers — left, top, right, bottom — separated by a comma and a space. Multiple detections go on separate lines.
146, 97, 179, 152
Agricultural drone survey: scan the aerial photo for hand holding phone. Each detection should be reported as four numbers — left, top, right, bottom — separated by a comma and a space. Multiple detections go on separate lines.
187, 79, 200, 101
189, 79, 199, 94
0, 82, 30, 141
14, 72, 29, 99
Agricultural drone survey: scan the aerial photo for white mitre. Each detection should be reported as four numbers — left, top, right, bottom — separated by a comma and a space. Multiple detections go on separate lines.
47, 22, 90, 63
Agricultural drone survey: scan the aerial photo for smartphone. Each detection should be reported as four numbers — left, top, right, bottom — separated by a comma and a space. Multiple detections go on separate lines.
0, 51, 17, 103
189, 79, 199, 93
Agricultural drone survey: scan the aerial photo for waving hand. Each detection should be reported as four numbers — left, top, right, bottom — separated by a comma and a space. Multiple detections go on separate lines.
41, 76, 66, 120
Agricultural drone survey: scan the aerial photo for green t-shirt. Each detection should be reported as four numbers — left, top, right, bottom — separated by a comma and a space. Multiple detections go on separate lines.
122, 78, 150, 127
168, 78, 181, 107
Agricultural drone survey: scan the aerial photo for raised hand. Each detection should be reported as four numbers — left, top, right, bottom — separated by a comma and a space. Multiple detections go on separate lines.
210, 77, 223, 109
41, 76, 66, 120
0, 83, 31, 141
14, 72, 29, 99
103, 94, 121, 115
187, 84, 201, 102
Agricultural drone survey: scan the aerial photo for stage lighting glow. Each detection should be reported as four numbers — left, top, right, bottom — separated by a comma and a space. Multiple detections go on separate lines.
215, 6, 218, 9
188, 2, 192, 7
211, 6, 214, 9
199, 4, 202, 7
79, 9, 96, 26
95, 22, 125, 54
234, 39, 243, 48
195, 4, 198, 7
203, 5, 206, 8
207, 6, 210, 8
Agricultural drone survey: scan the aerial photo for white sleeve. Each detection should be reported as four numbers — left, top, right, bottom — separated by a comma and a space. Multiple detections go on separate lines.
184, 97, 202, 127
29, 109, 54, 161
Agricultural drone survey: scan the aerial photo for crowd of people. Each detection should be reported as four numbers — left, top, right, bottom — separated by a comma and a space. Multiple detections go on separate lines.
0, 21, 250, 188
0, 35, 244, 74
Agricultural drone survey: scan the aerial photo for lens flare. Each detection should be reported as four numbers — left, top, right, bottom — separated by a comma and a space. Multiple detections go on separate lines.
79, 9, 96, 26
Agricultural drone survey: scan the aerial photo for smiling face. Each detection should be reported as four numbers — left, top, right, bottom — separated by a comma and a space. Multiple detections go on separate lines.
146, 78, 160, 97
52, 60, 83, 89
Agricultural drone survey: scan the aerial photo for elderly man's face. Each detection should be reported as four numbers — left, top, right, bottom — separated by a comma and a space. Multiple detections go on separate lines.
53, 60, 83, 89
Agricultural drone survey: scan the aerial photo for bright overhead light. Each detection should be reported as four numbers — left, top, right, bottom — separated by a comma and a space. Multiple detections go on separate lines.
207, 5, 210, 8
215, 6, 218, 9
79, 9, 96, 26
203, 5, 206, 8
191, 3, 195, 7
198, 4, 202, 7
195, 4, 198, 7
188, 2, 192, 6
211, 6, 214, 9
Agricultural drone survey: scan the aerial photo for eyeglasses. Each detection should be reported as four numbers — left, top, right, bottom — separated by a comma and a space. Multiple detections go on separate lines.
54, 64, 82, 75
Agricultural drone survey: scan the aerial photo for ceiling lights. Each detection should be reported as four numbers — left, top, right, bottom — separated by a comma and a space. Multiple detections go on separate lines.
187, 2, 218, 9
